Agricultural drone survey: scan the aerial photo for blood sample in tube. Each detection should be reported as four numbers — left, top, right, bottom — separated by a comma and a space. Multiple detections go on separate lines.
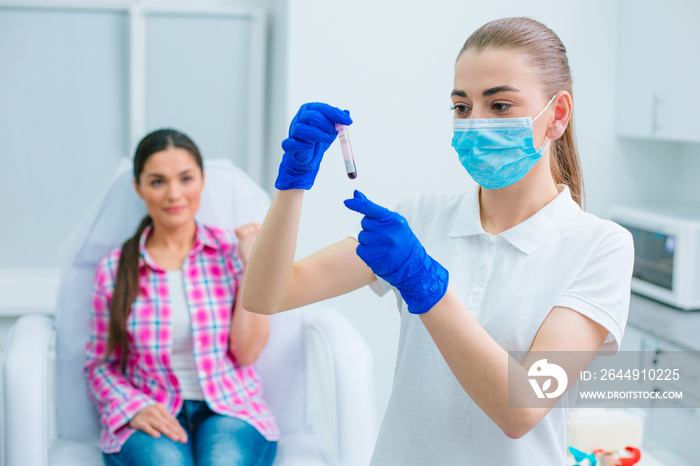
335, 124, 357, 179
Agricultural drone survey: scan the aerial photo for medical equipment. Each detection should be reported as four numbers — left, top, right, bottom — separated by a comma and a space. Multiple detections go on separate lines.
345, 190, 449, 314
276, 102, 352, 190
335, 124, 357, 179
568, 446, 642, 466
609, 204, 700, 310
569, 446, 598, 465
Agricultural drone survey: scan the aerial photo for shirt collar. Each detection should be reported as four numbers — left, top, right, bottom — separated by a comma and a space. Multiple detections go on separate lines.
449, 185, 580, 255
138, 221, 218, 271
449, 187, 485, 238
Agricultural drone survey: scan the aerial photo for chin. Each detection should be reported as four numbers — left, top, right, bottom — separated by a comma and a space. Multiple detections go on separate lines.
155, 213, 195, 230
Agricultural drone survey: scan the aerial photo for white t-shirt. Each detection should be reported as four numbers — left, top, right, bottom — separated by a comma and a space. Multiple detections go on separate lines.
365, 185, 634, 466
166, 271, 205, 401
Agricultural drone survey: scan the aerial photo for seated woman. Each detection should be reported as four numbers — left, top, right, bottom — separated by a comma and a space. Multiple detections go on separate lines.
83, 129, 278, 466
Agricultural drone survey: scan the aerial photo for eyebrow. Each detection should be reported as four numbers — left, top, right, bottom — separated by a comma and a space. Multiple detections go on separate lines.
450, 85, 520, 98
146, 169, 194, 178
483, 85, 520, 97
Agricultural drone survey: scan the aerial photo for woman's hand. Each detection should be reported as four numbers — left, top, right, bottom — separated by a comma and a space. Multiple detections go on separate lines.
275, 102, 352, 190
128, 404, 188, 443
235, 223, 262, 267
344, 190, 449, 314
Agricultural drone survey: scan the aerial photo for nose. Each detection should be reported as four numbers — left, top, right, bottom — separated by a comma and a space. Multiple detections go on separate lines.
165, 181, 182, 200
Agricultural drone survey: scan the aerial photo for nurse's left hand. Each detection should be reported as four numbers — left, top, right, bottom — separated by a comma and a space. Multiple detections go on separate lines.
344, 190, 449, 314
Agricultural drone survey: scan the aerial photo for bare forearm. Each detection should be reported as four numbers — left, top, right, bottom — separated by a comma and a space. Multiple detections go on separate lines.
241, 190, 376, 314
241, 190, 304, 314
229, 298, 270, 365
419, 289, 545, 438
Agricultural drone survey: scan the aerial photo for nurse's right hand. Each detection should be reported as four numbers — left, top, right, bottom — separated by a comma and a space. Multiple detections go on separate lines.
275, 102, 352, 190
129, 403, 188, 444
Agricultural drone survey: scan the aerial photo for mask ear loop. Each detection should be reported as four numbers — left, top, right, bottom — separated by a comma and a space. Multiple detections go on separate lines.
532, 94, 558, 122
537, 138, 552, 156
532, 94, 558, 154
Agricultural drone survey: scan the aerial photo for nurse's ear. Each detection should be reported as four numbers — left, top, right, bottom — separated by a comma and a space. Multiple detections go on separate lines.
545, 91, 572, 141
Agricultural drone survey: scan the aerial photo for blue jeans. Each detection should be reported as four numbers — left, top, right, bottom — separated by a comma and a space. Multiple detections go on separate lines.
103, 400, 277, 466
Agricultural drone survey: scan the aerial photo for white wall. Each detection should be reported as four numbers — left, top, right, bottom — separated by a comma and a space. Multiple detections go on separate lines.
284, 0, 696, 425
676, 144, 700, 205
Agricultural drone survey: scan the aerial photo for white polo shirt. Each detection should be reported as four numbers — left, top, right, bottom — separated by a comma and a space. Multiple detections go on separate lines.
366, 185, 634, 466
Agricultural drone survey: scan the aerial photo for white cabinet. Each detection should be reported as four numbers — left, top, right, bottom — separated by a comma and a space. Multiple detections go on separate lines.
645, 342, 700, 463
622, 323, 700, 464
616, 0, 700, 142
620, 324, 648, 351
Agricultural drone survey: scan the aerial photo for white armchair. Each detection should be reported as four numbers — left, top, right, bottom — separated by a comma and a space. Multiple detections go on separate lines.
1, 159, 376, 466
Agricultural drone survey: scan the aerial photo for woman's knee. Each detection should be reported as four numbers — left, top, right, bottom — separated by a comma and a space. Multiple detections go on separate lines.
195, 416, 276, 466
104, 430, 194, 466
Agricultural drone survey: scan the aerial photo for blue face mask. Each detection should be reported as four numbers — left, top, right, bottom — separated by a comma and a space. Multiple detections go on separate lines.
451, 95, 556, 189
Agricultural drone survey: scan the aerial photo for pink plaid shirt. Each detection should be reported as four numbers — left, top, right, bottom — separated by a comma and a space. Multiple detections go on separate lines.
83, 223, 279, 453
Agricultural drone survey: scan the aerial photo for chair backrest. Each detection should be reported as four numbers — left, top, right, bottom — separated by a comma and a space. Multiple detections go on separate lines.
55, 158, 310, 442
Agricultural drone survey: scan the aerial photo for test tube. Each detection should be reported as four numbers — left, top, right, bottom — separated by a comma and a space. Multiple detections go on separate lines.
335, 124, 357, 179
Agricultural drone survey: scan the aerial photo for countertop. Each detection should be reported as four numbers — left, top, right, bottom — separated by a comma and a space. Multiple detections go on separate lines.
627, 294, 700, 351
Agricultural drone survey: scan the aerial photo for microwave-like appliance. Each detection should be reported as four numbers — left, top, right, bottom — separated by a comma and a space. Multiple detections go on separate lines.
609, 204, 700, 311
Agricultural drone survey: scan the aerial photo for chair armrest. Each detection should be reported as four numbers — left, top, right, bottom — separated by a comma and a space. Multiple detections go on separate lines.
305, 306, 376, 466
2, 314, 55, 466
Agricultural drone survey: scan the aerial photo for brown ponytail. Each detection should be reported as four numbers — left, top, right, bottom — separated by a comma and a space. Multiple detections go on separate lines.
104, 128, 203, 372
550, 119, 583, 206
458, 17, 584, 207
106, 215, 152, 372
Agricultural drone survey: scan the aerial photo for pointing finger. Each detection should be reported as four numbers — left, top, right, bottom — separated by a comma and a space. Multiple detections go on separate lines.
344, 190, 389, 219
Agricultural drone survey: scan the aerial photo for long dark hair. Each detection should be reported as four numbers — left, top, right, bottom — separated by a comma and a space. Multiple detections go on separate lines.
459, 17, 584, 206
105, 129, 203, 371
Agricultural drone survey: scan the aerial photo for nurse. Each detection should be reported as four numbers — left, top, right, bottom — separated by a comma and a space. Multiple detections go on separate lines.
242, 17, 634, 464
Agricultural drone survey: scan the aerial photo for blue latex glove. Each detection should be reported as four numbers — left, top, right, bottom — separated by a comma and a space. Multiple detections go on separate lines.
344, 190, 449, 314
275, 102, 353, 190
